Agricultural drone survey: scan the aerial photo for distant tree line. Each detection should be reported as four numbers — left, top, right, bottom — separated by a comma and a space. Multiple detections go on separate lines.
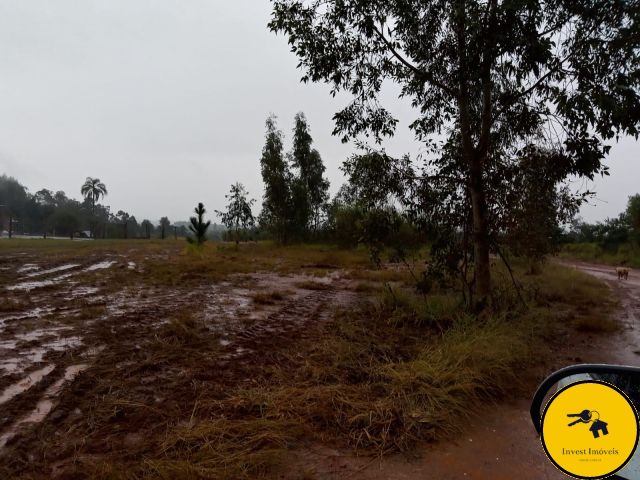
560, 195, 640, 255
0, 174, 227, 240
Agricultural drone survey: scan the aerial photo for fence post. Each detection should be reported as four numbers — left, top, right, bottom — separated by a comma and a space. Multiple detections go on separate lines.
70, 224, 74, 240
8, 215, 12, 239
174, 226, 177, 240
124, 222, 128, 240
103, 224, 106, 239
94, 221, 98, 240
43, 219, 47, 239
162, 225, 165, 240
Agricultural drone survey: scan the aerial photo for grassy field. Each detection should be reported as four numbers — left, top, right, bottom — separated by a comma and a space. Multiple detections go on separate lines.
0, 239, 618, 478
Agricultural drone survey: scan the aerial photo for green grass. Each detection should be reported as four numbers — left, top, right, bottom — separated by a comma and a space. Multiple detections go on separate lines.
558, 242, 640, 268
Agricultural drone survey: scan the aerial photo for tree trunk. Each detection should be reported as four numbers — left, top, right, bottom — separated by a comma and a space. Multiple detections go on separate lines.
456, 4, 492, 308
92, 194, 96, 239
469, 160, 492, 303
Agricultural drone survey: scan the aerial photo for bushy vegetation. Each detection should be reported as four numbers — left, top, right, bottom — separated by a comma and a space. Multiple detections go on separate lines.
556, 194, 640, 266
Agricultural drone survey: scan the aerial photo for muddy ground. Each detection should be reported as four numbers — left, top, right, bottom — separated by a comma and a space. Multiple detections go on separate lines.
0, 248, 636, 479
0, 248, 365, 477
309, 260, 639, 480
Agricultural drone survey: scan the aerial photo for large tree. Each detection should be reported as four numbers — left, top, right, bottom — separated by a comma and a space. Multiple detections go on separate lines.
270, 0, 640, 305
81, 177, 108, 238
80, 177, 108, 216
259, 114, 292, 243
626, 193, 640, 243
289, 112, 330, 236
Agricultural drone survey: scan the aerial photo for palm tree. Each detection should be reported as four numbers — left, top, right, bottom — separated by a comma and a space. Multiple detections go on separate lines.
81, 177, 108, 238
80, 177, 108, 216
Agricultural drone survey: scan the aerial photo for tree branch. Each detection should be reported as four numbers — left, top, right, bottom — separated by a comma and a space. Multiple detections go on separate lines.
371, 25, 457, 99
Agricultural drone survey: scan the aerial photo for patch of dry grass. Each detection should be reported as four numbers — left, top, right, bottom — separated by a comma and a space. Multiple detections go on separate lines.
352, 282, 379, 293
296, 280, 333, 291
252, 291, 286, 305
0, 297, 31, 312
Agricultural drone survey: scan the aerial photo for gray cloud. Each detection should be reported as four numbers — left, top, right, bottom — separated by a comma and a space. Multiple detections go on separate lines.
0, 1, 636, 223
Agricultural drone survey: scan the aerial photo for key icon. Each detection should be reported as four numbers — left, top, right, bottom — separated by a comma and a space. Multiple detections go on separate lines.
567, 409, 592, 426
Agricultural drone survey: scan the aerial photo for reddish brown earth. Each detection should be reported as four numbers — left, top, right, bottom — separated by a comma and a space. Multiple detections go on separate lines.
0, 252, 637, 479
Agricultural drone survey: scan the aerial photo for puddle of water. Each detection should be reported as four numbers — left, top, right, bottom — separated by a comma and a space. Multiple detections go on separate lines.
43, 336, 82, 351
0, 364, 88, 448
6, 272, 76, 291
0, 359, 20, 373
17, 264, 39, 274
84, 261, 115, 271
220, 339, 231, 346
25, 264, 79, 278
128, 262, 136, 270
0, 364, 55, 405
16, 330, 49, 342
22, 348, 47, 363
62, 364, 88, 381
71, 286, 99, 297
15, 326, 73, 343
0, 307, 55, 324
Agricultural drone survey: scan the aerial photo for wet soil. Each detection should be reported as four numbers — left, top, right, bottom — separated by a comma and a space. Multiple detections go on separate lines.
276, 260, 638, 480
0, 249, 361, 478
0, 249, 635, 479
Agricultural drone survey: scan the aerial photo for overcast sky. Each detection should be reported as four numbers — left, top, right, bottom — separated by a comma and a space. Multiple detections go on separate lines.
0, 1, 638, 224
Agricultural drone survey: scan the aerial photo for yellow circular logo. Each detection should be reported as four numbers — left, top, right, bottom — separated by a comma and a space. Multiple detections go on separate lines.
541, 380, 639, 479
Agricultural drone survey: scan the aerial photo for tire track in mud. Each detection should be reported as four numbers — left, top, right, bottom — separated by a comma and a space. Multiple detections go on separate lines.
0, 265, 360, 473
222, 285, 355, 361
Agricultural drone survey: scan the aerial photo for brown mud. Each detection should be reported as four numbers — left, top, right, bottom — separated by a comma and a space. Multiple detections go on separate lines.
0, 250, 635, 479
0, 249, 360, 478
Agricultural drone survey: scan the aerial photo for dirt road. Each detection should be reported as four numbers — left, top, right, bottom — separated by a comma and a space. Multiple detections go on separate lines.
285, 261, 639, 480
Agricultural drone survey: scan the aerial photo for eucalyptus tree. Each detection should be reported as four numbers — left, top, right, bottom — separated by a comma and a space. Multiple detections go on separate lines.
216, 182, 256, 250
259, 114, 291, 243
289, 112, 330, 236
627, 194, 640, 243
270, 0, 640, 306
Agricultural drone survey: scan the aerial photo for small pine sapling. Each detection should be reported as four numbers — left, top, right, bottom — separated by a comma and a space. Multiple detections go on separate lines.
186, 202, 211, 247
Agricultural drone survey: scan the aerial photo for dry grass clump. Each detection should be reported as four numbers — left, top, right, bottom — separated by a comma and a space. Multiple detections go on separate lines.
352, 282, 379, 292
252, 291, 285, 305
0, 297, 30, 312
75, 305, 107, 320
296, 280, 333, 291
342, 268, 406, 283
153, 302, 544, 470
159, 312, 209, 344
